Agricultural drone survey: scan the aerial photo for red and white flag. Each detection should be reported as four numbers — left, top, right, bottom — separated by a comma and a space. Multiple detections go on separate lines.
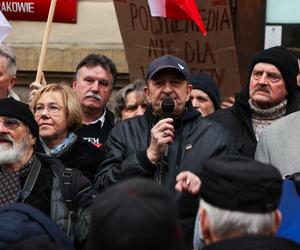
0, 11, 12, 43
148, 0, 207, 36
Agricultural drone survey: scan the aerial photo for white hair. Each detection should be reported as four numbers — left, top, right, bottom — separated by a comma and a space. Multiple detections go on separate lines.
0, 44, 17, 76
200, 199, 276, 237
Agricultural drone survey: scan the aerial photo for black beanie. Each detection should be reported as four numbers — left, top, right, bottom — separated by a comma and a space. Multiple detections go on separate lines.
0, 98, 39, 138
248, 46, 299, 96
190, 73, 220, 110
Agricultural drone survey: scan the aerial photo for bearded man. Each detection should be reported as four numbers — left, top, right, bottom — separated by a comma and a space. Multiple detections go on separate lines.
0, 98, 97, 249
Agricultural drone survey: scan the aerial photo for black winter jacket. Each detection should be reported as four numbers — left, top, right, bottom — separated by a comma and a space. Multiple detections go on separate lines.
57, 136, 108, 182
21, 153, 97, 249
208, 88, 300, 157
202, 235, 300, 250
37, 136, 108, 182
95, 102, 236, 249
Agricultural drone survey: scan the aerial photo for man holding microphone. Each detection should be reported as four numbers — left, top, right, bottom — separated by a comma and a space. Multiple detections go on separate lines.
95, 55, 235, 249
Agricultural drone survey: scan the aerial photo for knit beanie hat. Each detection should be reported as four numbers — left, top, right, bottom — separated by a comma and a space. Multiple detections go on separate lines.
190, 73, 220, 110
0, 97, 39, 138
248, 46, 299, 96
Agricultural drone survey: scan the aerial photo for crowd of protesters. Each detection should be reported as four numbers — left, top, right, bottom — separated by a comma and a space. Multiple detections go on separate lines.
0, 43, 300, 250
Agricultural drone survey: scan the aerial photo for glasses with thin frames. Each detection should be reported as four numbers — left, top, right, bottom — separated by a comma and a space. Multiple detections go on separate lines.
0, 118, 22, 130
34, 104, 64, 116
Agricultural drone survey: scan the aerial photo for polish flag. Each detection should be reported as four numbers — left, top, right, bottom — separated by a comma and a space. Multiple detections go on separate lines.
0, 11, 12, 43
148, 0, 207, 36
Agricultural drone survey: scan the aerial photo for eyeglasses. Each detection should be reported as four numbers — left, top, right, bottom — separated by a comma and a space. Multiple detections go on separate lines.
0, 118, 22, 130
34, 104, 64, 116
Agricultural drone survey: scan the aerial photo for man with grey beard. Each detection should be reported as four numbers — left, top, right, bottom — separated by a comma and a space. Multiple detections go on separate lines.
0, 97, 97, 249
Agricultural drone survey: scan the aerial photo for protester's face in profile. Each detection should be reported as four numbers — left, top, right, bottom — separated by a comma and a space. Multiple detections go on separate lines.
145, 68, 192, 117
73, 65, 113, 115
121, 90, 148, 120
0, 56, 16, 99
249, 62, 287, 109
190, 89, 215, 116
0, 115, 35, 165
34, 91, 68, 147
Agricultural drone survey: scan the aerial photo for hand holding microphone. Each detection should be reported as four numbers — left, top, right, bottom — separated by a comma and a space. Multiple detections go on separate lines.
146, 97, 175, 165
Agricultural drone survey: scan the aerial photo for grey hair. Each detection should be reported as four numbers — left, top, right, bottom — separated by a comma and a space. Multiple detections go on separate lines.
200, 199, 276, 237
0, 44, 16, 76
113, 79, 146, 123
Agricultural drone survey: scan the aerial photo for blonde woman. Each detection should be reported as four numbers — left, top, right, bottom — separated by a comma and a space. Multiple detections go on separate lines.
31, 83, 107, 181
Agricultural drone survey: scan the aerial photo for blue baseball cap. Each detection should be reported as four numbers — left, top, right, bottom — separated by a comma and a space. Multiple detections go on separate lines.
146, 55, 190, 81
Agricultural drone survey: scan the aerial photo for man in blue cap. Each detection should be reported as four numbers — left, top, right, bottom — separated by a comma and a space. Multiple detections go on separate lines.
95, 54, 236, 249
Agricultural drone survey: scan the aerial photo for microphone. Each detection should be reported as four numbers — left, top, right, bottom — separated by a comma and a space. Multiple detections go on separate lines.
161, 98, 175, 158
161, 97, 175, 119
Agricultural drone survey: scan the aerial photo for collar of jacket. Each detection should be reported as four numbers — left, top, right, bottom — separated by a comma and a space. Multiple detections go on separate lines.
203, 235, 300, 250
234, 87, 251, 116
144, 100, 200, 128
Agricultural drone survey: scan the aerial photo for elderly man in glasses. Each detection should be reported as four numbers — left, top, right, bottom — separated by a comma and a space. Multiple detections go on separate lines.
0, 97, 97, 249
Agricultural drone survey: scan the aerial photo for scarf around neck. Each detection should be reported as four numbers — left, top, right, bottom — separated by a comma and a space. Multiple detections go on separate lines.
41, 132, 77, 157
249, 98, 287, 140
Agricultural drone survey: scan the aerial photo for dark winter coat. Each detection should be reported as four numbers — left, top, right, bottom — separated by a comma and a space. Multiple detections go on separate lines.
208, 88, 300, 158
202, 235, 300, 250
57, 136, 108, 182
95, 101, 236, 249
21, 153, 97, 249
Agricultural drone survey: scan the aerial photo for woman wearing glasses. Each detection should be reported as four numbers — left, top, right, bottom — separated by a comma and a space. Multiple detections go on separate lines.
30, 83, 107, 182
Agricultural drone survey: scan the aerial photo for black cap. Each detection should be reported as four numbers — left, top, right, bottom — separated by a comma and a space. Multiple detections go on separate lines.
88, 178, 183, 250
146, 55, 190, 81
190, 73, 220, 110
249, 46, 299, 96
0, 98, 39, 138
199, 154, 282, 213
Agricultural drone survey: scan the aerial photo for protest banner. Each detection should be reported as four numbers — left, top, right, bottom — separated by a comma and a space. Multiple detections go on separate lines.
114, 0, 241, 97
0, 0, 76, 23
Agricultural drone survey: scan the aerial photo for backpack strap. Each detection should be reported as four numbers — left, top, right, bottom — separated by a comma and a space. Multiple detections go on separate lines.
49, 161, 76, 236
61, 167, 77, 237
61, 168, 75, 212
17, 156, 41, 202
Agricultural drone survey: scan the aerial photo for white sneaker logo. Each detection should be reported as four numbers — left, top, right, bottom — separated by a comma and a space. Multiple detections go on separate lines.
178, 63, 185, 69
